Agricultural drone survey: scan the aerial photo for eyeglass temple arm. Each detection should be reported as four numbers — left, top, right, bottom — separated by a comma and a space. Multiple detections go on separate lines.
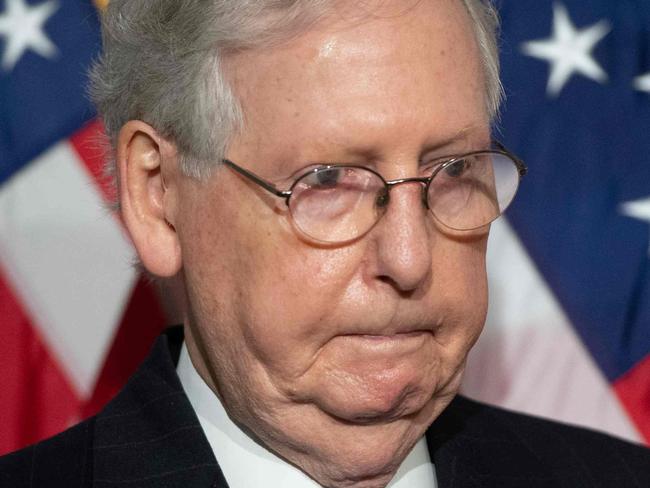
493, 141, 527, 177
222, 159, 292, 198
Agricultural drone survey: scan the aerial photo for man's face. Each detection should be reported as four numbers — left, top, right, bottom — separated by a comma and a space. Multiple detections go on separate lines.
176, 0, 489, 486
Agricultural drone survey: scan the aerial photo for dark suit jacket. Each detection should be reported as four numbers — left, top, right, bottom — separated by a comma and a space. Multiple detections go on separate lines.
2, 327, 649, 487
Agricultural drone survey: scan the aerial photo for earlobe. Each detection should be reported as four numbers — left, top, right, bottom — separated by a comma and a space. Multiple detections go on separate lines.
117, 121, 182, 278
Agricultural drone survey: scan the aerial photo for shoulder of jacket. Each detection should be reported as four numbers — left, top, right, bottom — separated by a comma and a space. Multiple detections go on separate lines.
0, 417, 95, 487
452, 395, 650, 485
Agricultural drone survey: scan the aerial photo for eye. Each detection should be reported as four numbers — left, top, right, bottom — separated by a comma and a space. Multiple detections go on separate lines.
314, 167, 342, 188
444, 158, 471, 177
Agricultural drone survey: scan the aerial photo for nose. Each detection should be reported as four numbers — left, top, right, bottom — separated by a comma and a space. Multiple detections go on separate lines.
372, 181, 433, 293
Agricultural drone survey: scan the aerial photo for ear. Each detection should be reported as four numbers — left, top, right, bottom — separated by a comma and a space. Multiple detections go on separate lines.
117, 121, 182, 277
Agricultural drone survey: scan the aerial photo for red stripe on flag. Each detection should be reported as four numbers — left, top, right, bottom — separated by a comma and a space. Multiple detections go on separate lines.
69, 119, 115, 204
83, 277, 166, 417
614, 355, 650, 444
0, 266, 82, 456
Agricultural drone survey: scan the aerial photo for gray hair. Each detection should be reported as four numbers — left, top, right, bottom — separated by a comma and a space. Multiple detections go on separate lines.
90, 0, 502, 180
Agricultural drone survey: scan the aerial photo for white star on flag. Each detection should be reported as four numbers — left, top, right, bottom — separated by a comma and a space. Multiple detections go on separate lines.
620, 197, 650, 256
634, 73, 650, 93
521, 2, 611, 97
0, 0, 60, 72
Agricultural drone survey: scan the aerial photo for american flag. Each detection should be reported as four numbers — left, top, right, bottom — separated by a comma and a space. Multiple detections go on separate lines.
462, 0, 650, 444
0, 0, 648, 455
0, 0, 165, 454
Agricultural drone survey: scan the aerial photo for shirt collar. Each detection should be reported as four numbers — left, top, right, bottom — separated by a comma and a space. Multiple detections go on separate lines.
177, 343, 437, 488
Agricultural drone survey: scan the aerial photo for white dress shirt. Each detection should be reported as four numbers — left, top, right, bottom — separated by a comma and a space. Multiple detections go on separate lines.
177, 344, 438, 488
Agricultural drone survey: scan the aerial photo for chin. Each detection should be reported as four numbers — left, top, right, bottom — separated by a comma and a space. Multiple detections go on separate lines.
279, 400, 438, 488
303, 437, 413, 488
260, 364, 458, 487
329, 379, 435, 424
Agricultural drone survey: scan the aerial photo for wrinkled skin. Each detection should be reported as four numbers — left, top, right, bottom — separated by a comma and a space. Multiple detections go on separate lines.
164, 0, 489, 486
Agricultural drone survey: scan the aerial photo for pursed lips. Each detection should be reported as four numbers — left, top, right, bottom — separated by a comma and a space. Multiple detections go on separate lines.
351, 330, 431, 340
339, 319, 440, 338
335, 328, 435, 353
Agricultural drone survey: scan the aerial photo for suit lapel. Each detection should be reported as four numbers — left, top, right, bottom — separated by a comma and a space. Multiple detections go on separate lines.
91, 328, 229, 488
427, 396, 558, 488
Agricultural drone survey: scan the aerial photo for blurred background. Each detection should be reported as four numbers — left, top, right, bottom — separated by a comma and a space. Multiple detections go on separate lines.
1, 0, 648, 455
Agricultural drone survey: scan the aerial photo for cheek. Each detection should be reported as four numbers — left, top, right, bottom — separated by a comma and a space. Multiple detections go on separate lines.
239, 244, 366, 379
179, 180, 367, 378
434, 235, 489, 363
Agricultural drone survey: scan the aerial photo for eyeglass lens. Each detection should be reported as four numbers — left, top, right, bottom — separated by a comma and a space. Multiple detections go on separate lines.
288, 152, 521, 243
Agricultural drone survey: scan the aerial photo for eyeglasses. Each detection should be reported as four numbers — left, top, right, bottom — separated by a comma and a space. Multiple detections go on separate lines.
222, 143, 526, 244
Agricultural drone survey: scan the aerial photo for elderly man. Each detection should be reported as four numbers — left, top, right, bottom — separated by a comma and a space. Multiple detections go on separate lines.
2, 0, 650, 486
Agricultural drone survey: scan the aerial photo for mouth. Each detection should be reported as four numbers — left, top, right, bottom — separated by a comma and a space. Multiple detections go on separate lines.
335, 329, 433, 354
311, 330, 438, 423
350, 330, 431, 341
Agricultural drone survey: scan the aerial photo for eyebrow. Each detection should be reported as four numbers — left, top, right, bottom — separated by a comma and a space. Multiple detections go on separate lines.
273, 123, 490, 179
419, 124, 491, 159
339, 124, 489, 161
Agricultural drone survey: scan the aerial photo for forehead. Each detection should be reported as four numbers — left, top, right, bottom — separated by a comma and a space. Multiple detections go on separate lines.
225, 0, 488, 170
